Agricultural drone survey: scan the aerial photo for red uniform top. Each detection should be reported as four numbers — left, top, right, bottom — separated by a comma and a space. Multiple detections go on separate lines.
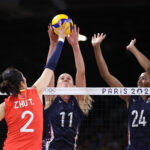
3, 88, 43, 150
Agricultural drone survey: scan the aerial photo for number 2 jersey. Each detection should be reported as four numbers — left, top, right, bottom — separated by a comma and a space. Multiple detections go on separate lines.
3, 88, 43, 150
42, 96, 84, 150
127, 96, 150, 150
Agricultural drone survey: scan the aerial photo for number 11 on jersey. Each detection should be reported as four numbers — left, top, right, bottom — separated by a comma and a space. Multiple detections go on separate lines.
60, 112, 73, 127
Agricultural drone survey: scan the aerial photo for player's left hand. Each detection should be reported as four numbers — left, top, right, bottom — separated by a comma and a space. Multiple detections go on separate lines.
91, 33, 106, 47
48, 24, 58, 46
67, 24, 79, 46
126, 39, 136, 50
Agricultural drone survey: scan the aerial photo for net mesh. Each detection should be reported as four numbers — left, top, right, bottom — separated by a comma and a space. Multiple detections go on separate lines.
77, 96, 128, 150
0, 92, 128, 150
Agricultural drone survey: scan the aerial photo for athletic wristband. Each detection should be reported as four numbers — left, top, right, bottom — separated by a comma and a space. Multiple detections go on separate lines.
58, 38, 64, 42
45, 40, 64, 71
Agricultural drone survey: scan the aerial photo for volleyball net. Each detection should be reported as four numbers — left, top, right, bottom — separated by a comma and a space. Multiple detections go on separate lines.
0, 87, 149, 96
0, 87, 147, 149
43, 87, 149, 95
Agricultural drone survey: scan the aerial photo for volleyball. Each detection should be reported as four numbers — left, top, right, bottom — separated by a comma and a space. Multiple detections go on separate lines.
51, 14, 73, 36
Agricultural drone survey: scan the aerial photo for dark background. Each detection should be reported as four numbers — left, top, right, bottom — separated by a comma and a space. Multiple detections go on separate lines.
0, 0, 150, 149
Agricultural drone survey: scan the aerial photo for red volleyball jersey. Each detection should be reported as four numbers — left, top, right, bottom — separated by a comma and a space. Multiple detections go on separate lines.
3, 88, 43, 150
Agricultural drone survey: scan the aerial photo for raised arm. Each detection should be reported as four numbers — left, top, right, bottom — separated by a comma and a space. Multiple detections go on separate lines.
67, 25, 86, 87
44, 25, 59, 108
92, 33, 130, 104
46, 25, 58, 63
46, 25, 58, 88
126, 39, 150, 78
67, 25, 86, 100
32, 22, 68, 101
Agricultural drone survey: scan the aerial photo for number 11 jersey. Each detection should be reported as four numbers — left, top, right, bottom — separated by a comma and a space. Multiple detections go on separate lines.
42, 96, 83, 150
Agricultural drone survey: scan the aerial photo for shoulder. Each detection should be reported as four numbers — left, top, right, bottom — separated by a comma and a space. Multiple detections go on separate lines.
71, 96, 84, 113
52, 95, 61, 103
26, 88, 39, 96
4, 96, 13, 116
4, 95, 14, 104
27, 87, 37, 92
130, 95, 139, 101
128, 96, 139, 109
71, 96, 79, 105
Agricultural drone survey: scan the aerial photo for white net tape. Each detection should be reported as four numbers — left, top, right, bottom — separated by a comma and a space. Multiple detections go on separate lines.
0, 87, 149, 95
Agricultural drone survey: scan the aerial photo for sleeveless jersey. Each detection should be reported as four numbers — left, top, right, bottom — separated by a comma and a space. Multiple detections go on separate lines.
127, 96, 150, 150
3, 88, 43, 150
42, 96, 83, 150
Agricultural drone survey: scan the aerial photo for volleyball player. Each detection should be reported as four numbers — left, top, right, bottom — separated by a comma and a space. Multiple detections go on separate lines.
42, 24, 93, 150
91, 33, 150, 150
0, 22, 67, 150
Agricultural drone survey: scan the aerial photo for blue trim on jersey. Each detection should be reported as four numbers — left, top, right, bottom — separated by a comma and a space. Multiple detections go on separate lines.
127, 96, 150, 150
42, 96, 83, 150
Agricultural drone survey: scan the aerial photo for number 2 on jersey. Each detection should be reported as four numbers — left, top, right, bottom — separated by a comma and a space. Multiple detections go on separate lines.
60, 112, 73, 127
20, 111, 34, 132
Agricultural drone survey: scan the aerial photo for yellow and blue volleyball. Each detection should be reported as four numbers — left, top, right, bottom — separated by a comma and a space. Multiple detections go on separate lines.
51, 14, 73, 36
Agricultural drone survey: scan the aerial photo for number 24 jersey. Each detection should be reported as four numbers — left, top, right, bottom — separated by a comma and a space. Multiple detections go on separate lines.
128, 96, 150, 150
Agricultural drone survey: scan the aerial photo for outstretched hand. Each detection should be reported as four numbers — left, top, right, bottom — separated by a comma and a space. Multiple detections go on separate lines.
126, 39, 136, 50
91, 33, 106, 47
48, 25, 58, 46
67, 24, 79, 46
54, 21, 69, 40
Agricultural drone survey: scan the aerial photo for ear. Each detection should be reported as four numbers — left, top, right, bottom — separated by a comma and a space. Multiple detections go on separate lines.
19, 81, 25, 90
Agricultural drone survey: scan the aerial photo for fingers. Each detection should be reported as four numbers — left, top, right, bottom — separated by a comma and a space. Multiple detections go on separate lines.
48, 24, 53, 38
102, 33, 107, 39
53, 26, 58, 32
92, 33, 106, 39
59, 20, 62, 27
70, 24, 80, 33
65, 24, 70, 32
48, 25, 53, 33
126, 38, 137, 50
130, 38, 136, 45
77, 27, 80, 34
74, 24, 76, 32
91, 34, 96, 40
100, 33, 107, 38
59, 21, 69, 32
53, 21, 65, 32
133, 38, 136, 43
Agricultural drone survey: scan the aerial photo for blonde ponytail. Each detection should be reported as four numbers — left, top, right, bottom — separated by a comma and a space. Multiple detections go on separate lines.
78, 95, 94, 115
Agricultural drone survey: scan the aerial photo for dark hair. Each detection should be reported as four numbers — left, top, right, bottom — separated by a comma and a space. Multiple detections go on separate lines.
0, 67, 24, 97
